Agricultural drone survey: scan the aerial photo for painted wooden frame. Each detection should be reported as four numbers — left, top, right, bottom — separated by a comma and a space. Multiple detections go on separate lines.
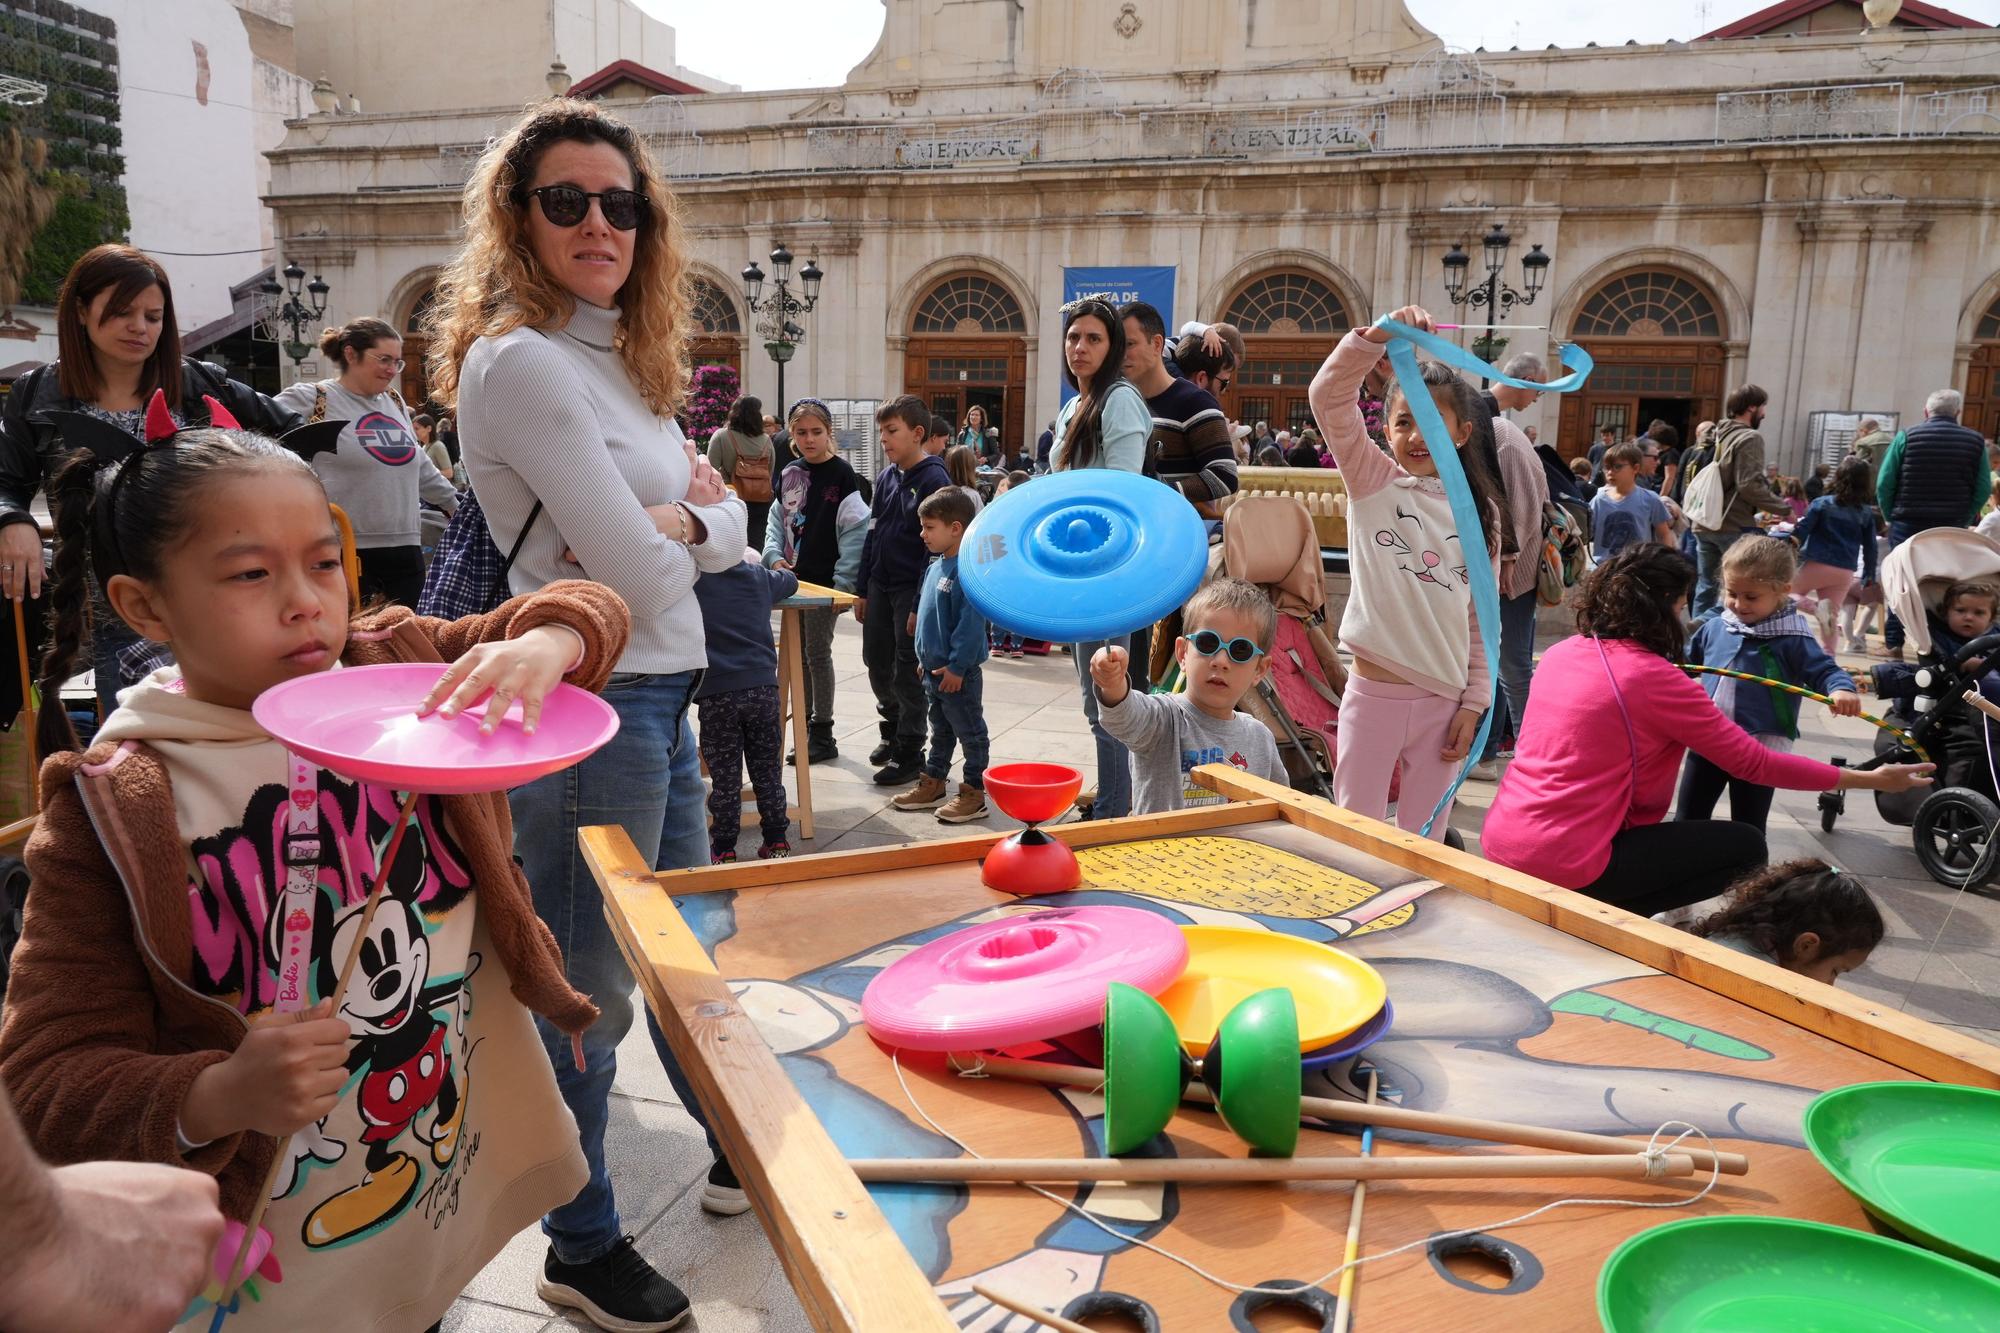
584, 768, 2000, 1332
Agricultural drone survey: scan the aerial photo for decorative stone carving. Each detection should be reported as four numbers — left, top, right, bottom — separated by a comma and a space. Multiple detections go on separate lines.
1114, 3, 1142, 39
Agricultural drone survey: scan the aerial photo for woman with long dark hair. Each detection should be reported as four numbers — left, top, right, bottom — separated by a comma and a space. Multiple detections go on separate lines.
706, 393, 775, 547
1050, 295, 1151, 818
0, 243, 303, 710
427, 97, 745, 1331
1482, 545, 1930, 914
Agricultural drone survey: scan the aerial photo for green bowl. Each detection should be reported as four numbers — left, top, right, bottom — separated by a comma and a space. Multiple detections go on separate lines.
1804, 1081, 2000, 1274
1200, 987, 1301, 1157
1599, 1216, 2000, 1332
1101, 982, 1192, 1156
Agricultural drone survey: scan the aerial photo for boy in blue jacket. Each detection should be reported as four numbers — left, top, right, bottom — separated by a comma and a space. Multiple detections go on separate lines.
856, 395, 952, 785
694, 554, 800, 861
1678, 536, 1858, 834
891, 488, 990, 824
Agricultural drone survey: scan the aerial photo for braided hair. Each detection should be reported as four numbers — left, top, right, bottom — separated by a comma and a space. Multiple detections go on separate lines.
1572, 544, 1697, 663
1693, 858, 1884, 966
37, 428, 325, 755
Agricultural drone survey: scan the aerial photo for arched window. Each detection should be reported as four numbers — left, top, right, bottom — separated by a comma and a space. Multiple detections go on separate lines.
911, 273, 1026, 335
1573, 271, 1722, 339
1977, 295, 2000, 341
691, 278, 741, 335
1223, 272, 1350, 335
404, 287, 437, 335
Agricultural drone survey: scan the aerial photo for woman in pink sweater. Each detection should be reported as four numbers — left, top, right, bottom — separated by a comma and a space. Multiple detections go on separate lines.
1482, 546, 1931, 914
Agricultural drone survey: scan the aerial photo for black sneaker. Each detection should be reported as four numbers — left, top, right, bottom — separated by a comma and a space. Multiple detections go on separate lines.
869, 739, 895, 765
807, 735, 839, 763
873, 752, 922, 786
538, 1237, 690, 1332
700, 1157, 752, 1215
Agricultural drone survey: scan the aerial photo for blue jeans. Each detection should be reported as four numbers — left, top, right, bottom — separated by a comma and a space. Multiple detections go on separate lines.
1693, 528, 1756, 624
1072, 635, 1133, 819
924, 665, 989, 789
510, 669, 716, 1265
1480, 588, 1540, 762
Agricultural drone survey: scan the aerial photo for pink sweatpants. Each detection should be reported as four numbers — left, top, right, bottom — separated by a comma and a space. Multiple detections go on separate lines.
1333, 674, 1465, 841
1793, 561, 1855, 649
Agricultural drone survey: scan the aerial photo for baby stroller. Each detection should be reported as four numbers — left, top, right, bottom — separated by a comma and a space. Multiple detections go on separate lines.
1819, 527, 2000, 887
1171, 495, 1349, 802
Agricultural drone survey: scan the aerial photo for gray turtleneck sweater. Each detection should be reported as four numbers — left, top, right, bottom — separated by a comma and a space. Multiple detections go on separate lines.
457, 301, 746, 675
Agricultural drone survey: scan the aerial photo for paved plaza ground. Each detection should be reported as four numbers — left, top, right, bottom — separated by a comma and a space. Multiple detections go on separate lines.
448, 613, 2000, 1332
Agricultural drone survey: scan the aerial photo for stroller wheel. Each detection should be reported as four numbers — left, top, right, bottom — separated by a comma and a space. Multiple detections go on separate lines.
1820, 757, 1847, 833
1912, 788, 2000, 888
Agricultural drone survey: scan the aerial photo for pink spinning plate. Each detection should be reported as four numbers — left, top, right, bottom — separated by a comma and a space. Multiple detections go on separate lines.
861, 906, 1189, 1052
252, 663, 620, 795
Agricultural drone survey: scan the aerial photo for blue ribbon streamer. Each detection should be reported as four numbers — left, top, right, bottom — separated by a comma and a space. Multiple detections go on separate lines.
1370, 320, 1594, 836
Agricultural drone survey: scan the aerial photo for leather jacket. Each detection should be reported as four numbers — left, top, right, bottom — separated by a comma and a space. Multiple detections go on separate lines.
0, 358, 304, 529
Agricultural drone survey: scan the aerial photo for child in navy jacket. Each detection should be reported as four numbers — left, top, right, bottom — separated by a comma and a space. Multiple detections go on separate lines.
1679, 536, 1858, 834
891, 488, 991, 825
694, 554, 799, 861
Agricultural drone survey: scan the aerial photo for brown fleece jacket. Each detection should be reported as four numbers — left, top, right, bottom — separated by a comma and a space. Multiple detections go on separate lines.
0, 581, 626, 1219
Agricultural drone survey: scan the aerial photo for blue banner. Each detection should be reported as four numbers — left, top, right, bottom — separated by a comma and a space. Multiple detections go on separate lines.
1059, 266, 1177, 402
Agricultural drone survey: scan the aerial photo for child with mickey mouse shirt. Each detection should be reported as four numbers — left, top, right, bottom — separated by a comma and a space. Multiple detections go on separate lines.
0, 396, 628, 1332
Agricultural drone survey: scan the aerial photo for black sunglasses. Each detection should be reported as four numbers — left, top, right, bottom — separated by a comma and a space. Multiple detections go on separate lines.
1187, 629, 1265, 664
520, 184, 648, 230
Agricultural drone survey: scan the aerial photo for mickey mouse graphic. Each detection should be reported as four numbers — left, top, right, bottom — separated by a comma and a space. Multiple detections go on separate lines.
298, 896, 477, 1249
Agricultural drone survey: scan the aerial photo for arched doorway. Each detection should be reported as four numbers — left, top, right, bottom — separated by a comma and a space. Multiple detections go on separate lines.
401, 286, 437, 408
1560, 269, 1728, 461
688, 277, 743, 376
904, 272, 1027, 453
1969, 294, 2000, 439
1221, 270, 1352, 439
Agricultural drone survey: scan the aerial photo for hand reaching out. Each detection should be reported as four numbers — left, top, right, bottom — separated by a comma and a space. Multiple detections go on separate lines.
418, 624, 581, 734
1828, 689, 1861, 717
1089, 645, 1130, 706
1364, 304, 1435, 344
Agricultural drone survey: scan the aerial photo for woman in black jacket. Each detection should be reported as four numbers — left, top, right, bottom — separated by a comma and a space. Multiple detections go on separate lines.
0, 244, 303, 710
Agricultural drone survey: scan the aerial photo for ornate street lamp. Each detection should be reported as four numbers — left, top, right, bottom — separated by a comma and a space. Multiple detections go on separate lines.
742, 245, 824, 419
262, 260, 331, 367
546, 58, 572, 97
1440, 226, 1552, 383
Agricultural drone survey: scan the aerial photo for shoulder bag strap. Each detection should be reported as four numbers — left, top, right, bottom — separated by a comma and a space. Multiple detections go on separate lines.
273, 751, 323, 1013
309, 383, 328, 425
500, 499, 544, 577
1592, 635, 1643, 804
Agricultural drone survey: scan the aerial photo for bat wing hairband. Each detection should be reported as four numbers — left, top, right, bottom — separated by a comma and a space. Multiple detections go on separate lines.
48, 386, 347, 466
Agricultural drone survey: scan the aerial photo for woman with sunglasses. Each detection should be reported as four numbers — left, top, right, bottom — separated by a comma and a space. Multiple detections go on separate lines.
275, 317, 457, 609
424, 98, 743, 1333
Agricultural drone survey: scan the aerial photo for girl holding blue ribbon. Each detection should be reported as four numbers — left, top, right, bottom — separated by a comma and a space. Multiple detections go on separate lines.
1308, 306, 1504, 839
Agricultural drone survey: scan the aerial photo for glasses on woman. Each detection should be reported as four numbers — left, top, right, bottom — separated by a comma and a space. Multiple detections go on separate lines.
521, 185, 649, 231
368, 351, 406, 371
1186, 629, 1265, 664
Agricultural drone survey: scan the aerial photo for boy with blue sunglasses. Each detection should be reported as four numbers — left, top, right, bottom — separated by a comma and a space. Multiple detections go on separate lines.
1090, 577, 1287, 812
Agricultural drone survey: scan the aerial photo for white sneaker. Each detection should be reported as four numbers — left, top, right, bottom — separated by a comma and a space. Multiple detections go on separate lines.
1813, 599, 1836, 642
1467, 759, 1502, 782
1846, 635, 1867, 654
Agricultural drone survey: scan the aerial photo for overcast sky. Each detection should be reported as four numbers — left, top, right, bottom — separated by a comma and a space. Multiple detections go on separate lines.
636, 0, 2000, 91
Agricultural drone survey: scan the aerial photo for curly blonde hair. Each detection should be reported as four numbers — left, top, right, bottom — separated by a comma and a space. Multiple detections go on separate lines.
423, 98, 691, 415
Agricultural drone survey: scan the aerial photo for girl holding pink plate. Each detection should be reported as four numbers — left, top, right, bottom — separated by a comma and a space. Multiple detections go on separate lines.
0, 397, 631, 1333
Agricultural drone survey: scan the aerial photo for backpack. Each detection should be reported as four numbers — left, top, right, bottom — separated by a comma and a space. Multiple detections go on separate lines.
1681, 438, 1732, 531
731, 444, 774, 503
416, 489, 543, 618
1537, 499, 1591, 607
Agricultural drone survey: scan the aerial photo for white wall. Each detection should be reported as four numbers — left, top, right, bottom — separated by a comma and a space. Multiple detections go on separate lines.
86, 0, 271, 333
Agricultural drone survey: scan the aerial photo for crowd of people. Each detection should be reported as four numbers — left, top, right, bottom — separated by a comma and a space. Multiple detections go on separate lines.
0, 90, 1982, 1332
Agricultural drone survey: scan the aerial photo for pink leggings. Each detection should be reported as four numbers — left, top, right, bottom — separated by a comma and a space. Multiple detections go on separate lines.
1333, 675, 1464, 841
1793, 561, 1855, 647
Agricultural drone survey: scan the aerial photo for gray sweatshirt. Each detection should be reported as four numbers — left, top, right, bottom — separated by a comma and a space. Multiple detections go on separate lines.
1098, 689, 1286, 814
456, 301, 746, 676
274, 379, 458, 547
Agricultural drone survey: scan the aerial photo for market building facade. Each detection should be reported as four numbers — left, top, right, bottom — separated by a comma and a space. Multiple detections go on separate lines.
262, 0, 2000, 470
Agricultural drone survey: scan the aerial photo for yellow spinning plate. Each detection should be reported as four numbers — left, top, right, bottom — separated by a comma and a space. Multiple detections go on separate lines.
1155, 925, 1387, 1056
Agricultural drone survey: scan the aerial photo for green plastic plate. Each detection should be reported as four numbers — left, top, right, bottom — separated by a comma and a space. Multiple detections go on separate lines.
1804, 1081, 2000, 1274
1599, 1216, 2000, 1332
1101, 982, 1190, 1156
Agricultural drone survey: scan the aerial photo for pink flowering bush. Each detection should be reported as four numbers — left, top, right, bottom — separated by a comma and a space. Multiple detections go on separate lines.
684, 364, 740, 444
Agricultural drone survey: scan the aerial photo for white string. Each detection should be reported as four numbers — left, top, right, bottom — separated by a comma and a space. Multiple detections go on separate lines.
895, 1052, 1724, 1298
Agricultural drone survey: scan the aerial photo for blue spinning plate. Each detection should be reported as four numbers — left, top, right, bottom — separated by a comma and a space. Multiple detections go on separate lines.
958, 469, 1210, 643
